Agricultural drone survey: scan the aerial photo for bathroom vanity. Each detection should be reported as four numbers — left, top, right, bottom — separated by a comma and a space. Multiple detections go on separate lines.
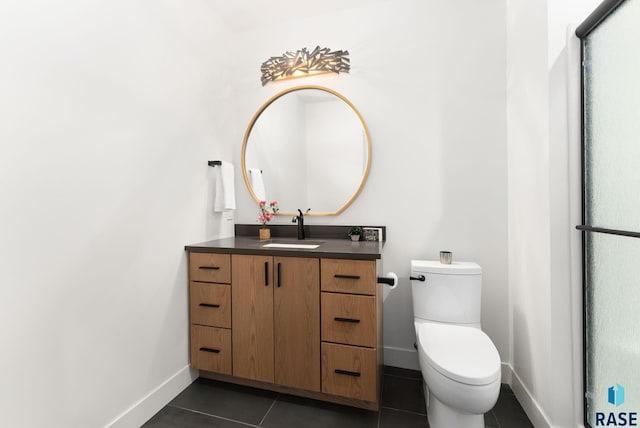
184, 228, 384, 410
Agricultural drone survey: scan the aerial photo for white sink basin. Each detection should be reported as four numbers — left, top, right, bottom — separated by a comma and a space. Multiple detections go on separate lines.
262, 243, 321, 249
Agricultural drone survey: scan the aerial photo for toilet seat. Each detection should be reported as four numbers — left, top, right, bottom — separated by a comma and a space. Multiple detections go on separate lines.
417, 322, 500, 386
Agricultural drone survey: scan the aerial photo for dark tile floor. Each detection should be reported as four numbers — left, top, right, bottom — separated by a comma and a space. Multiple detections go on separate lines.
143, 367, 533, 428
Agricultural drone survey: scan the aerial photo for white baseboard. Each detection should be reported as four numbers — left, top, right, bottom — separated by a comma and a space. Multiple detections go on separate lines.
504, 363, 552, 428
106, 365, 198, 428
383, 345, 420, 371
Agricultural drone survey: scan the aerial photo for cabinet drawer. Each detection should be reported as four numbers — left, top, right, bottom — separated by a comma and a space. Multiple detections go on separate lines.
190, 282, 231, 328
321, 259, 376, 295
190, 325, 232, 375
322, 293, 376, 348
189, 253, 231, 284
321, 343, 377, 402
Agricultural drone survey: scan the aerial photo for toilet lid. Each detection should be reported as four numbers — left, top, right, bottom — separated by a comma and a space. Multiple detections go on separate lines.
417, 323, 501, 386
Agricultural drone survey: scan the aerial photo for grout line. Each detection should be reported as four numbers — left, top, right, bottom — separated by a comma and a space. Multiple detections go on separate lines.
377, 375, 384, 428
167, 404, 261, 428
492, 409, 502, 428
381, 405, 427, 417
258, 393, 279, 427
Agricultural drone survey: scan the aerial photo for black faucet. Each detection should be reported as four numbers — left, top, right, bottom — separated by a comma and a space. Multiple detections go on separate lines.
292, 209, 309, 240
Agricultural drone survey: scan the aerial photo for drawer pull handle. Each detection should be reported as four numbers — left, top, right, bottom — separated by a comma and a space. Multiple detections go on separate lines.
265, 261, 269, 287
334, 274, 360, 280
335, 369, 360, 377
199, 303, 220, 308
199, 266, 220, 270
199, 347, 220, 353
334, 317, 360, 323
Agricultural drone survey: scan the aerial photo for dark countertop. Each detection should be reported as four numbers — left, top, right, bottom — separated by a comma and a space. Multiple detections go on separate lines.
185, 236, 383, 260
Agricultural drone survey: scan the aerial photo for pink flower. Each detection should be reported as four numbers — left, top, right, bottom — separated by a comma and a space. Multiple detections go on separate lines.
257, 200, 278, 226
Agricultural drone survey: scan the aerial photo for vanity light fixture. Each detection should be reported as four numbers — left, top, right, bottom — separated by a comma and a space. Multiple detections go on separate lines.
260, 46, 350, 86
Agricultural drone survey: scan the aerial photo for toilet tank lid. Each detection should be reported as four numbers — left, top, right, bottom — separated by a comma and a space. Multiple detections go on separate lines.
411, 260, 481, 275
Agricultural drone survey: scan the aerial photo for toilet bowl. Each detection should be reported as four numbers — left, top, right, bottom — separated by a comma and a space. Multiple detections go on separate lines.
410, 260, 501, 428
416, 320, 500, 428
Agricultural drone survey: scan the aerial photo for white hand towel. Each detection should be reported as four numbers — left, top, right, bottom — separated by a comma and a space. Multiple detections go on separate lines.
249, 168, 266, 201
213, 161, 236, 212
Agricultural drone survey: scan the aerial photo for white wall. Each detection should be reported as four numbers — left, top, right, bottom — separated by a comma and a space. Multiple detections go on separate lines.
230, 0, 509, 371
507, 0, 554, 424
507, 0, 601, 427
0, 1, 233, 427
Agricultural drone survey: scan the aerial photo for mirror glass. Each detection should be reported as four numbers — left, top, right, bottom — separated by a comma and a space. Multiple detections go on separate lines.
241, 86, 371, 216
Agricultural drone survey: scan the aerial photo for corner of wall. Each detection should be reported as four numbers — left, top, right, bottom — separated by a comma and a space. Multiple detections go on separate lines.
507, 364, 553, 428
106, 366, 197, 428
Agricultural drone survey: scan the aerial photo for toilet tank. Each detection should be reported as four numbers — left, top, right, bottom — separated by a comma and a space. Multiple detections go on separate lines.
410, 260, 482, 325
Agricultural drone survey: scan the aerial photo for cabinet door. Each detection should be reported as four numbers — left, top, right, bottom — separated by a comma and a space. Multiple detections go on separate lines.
232, 255, 274, 383
274, 257, 320, 392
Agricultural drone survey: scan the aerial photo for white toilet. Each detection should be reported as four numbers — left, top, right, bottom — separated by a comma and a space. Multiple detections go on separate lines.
410, 260, 501, 428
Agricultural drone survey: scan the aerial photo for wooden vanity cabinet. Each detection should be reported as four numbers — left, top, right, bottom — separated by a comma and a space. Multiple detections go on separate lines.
187, 250, 382, 410
232, 255, 320, 392
188, 253, 232, 375
320, 259, 381, 404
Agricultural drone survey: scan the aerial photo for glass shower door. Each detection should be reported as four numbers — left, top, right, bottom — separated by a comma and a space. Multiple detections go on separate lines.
580, 0, 640, 425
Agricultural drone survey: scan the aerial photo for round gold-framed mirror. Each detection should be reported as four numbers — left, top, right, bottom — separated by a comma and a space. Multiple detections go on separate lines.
241, 85, 371, 216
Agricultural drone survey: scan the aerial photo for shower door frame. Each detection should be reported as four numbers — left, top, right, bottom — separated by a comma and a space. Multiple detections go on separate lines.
575, 1, 635, 427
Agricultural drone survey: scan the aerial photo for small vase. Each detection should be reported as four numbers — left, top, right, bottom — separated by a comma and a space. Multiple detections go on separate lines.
259, 228, 271, 240
350, 234, 360, 242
